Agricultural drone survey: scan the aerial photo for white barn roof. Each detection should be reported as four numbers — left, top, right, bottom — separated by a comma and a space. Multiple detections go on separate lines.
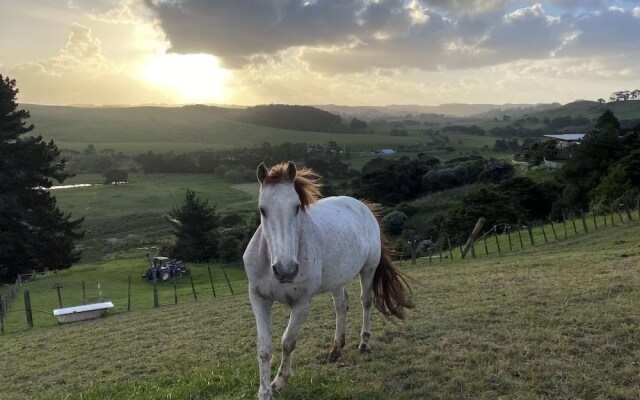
543, 133, 586, 142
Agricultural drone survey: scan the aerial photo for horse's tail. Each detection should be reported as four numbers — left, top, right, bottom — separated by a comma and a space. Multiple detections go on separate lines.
372, 236, 415, 320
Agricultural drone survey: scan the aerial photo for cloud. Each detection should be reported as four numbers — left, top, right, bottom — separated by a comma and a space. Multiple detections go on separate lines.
556, 6, 640, 57
145, 0, 640, 77
8, 23, 174, 105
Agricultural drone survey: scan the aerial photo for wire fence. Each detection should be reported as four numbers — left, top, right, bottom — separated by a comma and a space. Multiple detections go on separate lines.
399, 199, 640, 266
0, 263, 248, 336
2, 199, 639, 336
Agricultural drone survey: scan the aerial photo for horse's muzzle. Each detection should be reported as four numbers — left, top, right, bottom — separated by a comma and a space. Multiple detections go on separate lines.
272, 262, 299, 283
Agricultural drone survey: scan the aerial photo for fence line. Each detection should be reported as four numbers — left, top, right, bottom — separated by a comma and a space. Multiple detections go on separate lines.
401, 198, 640, 265
0, 265, 249, 336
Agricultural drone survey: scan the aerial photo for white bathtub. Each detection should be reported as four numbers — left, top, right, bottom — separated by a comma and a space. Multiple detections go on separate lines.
53, 302, 114, 324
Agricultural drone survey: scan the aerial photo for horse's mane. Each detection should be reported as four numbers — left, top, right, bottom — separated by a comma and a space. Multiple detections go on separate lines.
263, 163, 322, 211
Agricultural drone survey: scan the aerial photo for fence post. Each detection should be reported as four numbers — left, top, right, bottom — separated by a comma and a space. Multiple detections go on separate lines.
24, 290, 33, 329
527, 224, 535, 246
592, 210, 598, 231
173, 275, 178, 305
571, 214, 578, 235
97, 280, 103, 302
189, 273, 198, 301
549, 219, 558, 241
208, 265, 217, 298
54, 283, 63, 308
82, 281, 86, 305
494, 231, 501, 254
482, 232, 489, 256
507, 229, 513, 252
222, 267, 234, 295
615, 204, 624, 223
562, 214, 568, 239
540, 224, 548, 244
127, 275, 131, 311
470, 239, 476, 258
517, 225, 524, 249
152, 272, 159, 308
439, 239, 443, 262
624, 203, 633, 221
580, 210, 588, 233
610, 208, 615, 226
446, 234, 454, 261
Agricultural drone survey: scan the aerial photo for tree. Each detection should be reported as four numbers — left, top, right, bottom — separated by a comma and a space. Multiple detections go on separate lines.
103, 169, 129, 184
169, 189, 220, 262
0, 75, 83, 283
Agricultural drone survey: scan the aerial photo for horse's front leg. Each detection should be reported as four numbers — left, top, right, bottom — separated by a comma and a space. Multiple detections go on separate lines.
328, 287, 348, 362
249, 289, 274, 400
272, 300, 311, 392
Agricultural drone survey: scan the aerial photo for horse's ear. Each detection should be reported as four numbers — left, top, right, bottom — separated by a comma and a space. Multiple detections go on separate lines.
257, 162, 269, 184
287, 161, 297, 181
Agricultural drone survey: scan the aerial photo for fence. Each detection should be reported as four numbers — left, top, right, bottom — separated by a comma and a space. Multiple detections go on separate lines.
0, 263, 248, 336
2, 201, 639, 335
400, 200, 640, 265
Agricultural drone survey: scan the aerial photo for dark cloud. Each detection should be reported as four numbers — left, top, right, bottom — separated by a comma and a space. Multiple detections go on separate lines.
145, 0, 640, 74
146, 0, 365, 68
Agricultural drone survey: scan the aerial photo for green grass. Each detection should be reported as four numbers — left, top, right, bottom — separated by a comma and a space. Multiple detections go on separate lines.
0, 259, 247, 334
51, 173, 258, 261
26, 105, 444, 154
1, 221, 639, 399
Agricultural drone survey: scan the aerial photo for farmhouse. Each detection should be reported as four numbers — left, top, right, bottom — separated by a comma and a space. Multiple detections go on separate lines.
378, 148, 397, 156
542, 133, 586, 169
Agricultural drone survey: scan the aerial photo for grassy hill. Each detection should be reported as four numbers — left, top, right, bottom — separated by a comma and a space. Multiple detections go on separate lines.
532, 99, 640, 122
1, 220, 638, 399
24, 104, 439, 154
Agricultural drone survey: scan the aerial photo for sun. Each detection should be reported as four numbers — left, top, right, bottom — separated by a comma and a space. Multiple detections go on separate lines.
143, 53, 230, 102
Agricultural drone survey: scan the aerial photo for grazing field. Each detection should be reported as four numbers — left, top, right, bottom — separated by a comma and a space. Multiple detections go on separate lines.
26, 104, 438, 154
52, 173, 258, 261
1, 221, 638, 399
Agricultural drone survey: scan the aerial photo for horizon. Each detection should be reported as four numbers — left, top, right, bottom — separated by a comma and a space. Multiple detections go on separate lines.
2, 1, 640, 107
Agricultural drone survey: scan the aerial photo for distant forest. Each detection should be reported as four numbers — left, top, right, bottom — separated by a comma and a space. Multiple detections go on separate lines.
185, 104, 355, 133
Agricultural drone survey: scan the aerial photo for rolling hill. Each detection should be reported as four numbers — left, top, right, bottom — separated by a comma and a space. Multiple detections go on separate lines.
24, 104, 429, 154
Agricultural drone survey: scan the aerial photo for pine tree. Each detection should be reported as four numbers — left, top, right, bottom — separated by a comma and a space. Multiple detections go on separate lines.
0, 75, 84, 283
169, 189, 220, 262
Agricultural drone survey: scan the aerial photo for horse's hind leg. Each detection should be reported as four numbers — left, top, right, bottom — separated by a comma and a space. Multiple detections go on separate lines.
358, 266, 375, 353
328, 287, 348, 363
272, 300, 311, 392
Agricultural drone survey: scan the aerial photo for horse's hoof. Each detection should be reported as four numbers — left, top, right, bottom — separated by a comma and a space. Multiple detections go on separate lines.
358, 344, 371, 354
327, 353, 340, 363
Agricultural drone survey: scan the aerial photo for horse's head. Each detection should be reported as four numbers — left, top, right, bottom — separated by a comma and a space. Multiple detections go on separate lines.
257, 161, 303, 283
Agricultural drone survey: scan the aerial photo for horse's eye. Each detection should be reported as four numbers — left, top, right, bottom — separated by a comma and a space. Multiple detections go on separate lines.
295, 205, 300, 215
259, 207, 267, 218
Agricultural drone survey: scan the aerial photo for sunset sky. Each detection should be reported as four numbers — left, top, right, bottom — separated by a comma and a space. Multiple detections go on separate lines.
2, 0, 640, 107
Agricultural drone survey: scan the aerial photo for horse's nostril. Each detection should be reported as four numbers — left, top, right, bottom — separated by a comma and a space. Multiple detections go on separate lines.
272, 263, 280, 277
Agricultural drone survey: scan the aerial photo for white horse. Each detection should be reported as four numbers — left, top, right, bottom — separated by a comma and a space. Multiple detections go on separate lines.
243, 161, 414, 400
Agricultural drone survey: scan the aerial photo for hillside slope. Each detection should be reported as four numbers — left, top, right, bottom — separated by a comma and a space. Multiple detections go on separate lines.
1, 221, 638, 399
24, 104, 429, 154
532, 99, 640, 122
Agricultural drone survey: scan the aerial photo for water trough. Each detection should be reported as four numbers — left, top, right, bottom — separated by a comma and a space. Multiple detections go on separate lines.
53, 302, 114, 324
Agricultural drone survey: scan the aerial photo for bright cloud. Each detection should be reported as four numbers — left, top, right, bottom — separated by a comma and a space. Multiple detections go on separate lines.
2, 0, 640, 106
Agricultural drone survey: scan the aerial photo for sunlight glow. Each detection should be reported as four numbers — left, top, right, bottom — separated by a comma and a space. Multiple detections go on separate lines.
143, 53, 230, 102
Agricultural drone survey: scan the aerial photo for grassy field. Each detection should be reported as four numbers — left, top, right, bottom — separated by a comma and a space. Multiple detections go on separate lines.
0, 259, 247, 335
25, 105, 440, 154
1, 220, 638, 399
52, 173, 258, 261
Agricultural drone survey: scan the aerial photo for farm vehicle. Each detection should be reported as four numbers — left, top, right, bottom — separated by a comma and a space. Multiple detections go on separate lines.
143, 256, 189, 281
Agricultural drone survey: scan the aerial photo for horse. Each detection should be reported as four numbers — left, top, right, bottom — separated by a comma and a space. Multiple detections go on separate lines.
243, 161, 414, 400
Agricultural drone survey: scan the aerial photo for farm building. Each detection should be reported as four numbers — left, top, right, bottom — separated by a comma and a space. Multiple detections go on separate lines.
378, 148, 397, 156
542, 133, 585, 168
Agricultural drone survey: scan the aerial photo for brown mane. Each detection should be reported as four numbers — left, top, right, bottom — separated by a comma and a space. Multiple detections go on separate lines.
263, 163, 322, 211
